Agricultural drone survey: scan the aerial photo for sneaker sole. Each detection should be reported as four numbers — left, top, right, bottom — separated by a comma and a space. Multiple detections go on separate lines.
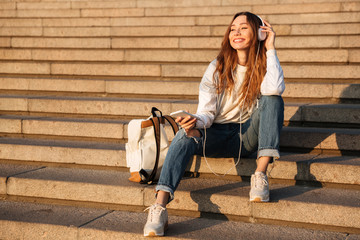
144, 222, 168, 237
145, 232, 164, 237
250, 197, 269, 202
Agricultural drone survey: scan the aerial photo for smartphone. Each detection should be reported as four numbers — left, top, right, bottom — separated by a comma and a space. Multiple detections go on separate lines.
170, 110, 199, 120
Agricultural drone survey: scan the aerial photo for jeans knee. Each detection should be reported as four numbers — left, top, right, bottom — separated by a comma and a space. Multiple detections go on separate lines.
260, 95, 284, 110
172, 128, 200, 147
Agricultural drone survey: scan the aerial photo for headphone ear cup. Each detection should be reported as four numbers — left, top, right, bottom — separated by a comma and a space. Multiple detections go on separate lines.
258, 27, 266, 41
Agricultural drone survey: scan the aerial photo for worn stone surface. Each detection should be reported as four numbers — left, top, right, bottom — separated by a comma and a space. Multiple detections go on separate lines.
303, 104, 360, 124
283, 65, 359, 79
0, 19, 41, 27
112, 37, 179, 49
333, 84, 360, 99
17, 2, 71, 10
51, 63, 160, 76
253, 184, 360, 228
291, 23, 360, 35
111, 16, 196, 26
106, 79, 199, 95
276, 36, 339, 48
33, 49, 125, 62
0, 200, 352, 240
0, 200, 108, 240
0, 163, 41, 195
0, 97, 28, 111
0, 62, 50, 75
17, 9, 80, 18
111, 26, 211, 36
82, 8, 144, 17
253, 3, 341, 14
161, 64, 207, 78
43, 18, 110, 27
144, 177, 252, 217
22, 118, 124, 139
80, 208, 351, 240
0, 137, 125, 167
349, 49, 360, 63
44, 27, 110, 37
179, 37, 222, 49
0, 118, 22, 134
281, 127, 360, 151
7, 167, 144, 206
11, 37, 111, 48
341, 35, 360, 48
27, 97, 172, 116
124, 49, 217, 62
145, 6, 247, 17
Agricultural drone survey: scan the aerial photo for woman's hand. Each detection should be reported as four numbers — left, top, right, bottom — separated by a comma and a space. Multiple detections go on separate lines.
261, 20, 276, 51
175, 116, 197, 132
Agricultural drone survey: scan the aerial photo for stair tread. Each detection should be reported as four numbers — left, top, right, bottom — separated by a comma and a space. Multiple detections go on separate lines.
0, 200, 357, 240
2, 164, 360, 229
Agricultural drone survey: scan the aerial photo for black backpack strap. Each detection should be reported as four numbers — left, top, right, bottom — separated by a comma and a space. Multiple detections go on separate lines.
151, 107, 162, 118
140, 116, 161, 184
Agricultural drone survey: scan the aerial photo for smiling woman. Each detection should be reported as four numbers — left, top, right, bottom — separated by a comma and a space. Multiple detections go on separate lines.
143, 12, 285, 237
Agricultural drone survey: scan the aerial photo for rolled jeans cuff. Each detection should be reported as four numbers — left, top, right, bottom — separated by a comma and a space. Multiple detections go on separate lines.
258, 148, 280, 163
155, 184, 175, 203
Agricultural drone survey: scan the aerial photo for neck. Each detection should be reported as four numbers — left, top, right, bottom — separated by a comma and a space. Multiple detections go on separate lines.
237, 49, 248, 66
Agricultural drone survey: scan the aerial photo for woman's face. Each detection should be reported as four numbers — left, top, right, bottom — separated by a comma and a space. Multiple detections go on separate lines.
229, 15, 253, 51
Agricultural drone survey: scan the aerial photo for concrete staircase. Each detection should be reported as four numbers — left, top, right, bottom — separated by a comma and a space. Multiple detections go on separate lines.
0, 0, 359, 239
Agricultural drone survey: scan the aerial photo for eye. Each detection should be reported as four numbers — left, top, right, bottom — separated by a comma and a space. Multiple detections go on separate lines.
241, 27, 248, 30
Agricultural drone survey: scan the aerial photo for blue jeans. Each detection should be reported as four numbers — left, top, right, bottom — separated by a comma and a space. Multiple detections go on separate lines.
156, 95, 284, 202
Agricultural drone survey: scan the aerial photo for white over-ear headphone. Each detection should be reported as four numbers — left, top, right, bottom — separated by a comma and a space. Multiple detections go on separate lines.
257, 15, 266, 41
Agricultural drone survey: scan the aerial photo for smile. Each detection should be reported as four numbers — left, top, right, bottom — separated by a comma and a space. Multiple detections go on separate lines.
233, 38, 245, 43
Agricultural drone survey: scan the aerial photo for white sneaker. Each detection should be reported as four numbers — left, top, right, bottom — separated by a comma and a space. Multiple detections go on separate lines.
143, 204, 168, 237
250, 172, 270, 202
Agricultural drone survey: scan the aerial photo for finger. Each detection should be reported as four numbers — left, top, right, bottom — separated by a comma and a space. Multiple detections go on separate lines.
179, 116, 192, 125
181, 118, 197, 128
262, 19, 272, 27
175, 117, 183, 123
183, 123, 196, 131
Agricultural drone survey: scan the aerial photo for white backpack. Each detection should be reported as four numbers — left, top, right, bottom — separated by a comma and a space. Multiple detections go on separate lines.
126, 107, 179, 184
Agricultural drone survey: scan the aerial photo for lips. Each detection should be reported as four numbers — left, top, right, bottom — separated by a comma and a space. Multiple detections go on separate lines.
233, 38, 245, 43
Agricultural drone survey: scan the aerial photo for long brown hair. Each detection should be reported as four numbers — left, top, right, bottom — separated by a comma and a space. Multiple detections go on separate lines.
214, 12, 267, 110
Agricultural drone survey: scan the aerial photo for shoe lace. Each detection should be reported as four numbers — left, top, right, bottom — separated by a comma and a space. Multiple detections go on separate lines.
144, 204, 165, 223
254, 174, 268, 189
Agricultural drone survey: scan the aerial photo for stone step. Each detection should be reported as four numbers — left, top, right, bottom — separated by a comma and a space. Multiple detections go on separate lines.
2, 11, 359, 25
0, 138, 359, 185
8, 35, 359, 50
1, 200, 357, 240
280, 126, 360, 152
2, 23, 359, 38
0, 62, 359, 79
4, 0, 360, 14
0, 77, 356, 103
145, 2, 359, 16
1, 77, 359, 102
1, 164, 359, 231
0, 95, 359, 125
160, 64, 360, 79
0, 48, 356, 64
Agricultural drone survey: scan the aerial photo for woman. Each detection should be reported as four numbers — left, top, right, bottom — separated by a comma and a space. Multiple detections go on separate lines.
144, 12, 285, 237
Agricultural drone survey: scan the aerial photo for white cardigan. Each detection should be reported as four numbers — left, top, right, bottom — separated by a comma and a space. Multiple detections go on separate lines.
195, 49, 285, 128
